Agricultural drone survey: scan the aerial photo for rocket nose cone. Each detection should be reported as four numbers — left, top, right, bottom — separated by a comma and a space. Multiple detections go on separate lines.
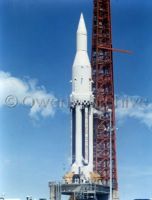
77, 13, 87, 34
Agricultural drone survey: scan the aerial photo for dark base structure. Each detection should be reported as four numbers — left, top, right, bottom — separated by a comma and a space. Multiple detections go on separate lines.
49, 182, 110, 200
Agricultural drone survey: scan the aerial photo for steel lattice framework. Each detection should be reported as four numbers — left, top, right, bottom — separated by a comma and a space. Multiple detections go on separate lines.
91, 0, 118, 190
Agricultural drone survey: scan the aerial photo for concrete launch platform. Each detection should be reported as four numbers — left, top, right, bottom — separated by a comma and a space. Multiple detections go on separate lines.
49, 182, 109, 200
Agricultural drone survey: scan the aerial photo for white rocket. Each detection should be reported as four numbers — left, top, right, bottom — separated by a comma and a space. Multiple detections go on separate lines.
70, 13, 94, 180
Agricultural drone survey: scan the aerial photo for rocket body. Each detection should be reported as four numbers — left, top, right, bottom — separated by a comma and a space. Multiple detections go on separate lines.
70, 14, 94, 181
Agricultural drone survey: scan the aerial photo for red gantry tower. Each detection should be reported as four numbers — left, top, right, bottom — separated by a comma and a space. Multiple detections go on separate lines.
91, 0, 119, 198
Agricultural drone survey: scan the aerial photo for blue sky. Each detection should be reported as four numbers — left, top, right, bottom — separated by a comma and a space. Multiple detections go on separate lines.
0, 0, 152, 200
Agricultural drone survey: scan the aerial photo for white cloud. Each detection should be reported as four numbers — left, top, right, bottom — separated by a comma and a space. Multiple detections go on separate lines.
116, 95, 152, 128
1, 71, 151, 127
0, 70, 56, 119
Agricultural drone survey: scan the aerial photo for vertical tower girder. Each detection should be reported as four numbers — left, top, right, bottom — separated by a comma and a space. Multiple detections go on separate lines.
91, 0, 118, 190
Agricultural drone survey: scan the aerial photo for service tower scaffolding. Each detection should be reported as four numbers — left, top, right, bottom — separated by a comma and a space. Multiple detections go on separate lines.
91, 0, 119, 199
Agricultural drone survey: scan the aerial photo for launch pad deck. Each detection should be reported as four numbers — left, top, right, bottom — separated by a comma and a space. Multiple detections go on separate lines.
49, 182, 109, 200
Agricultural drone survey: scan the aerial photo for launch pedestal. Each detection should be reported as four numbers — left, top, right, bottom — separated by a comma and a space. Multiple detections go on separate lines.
49, 182, 110, 200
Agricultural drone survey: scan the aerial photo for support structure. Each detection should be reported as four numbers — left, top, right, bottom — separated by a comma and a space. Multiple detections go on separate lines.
91, 0, 119, 197
49, 182, 109, 200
